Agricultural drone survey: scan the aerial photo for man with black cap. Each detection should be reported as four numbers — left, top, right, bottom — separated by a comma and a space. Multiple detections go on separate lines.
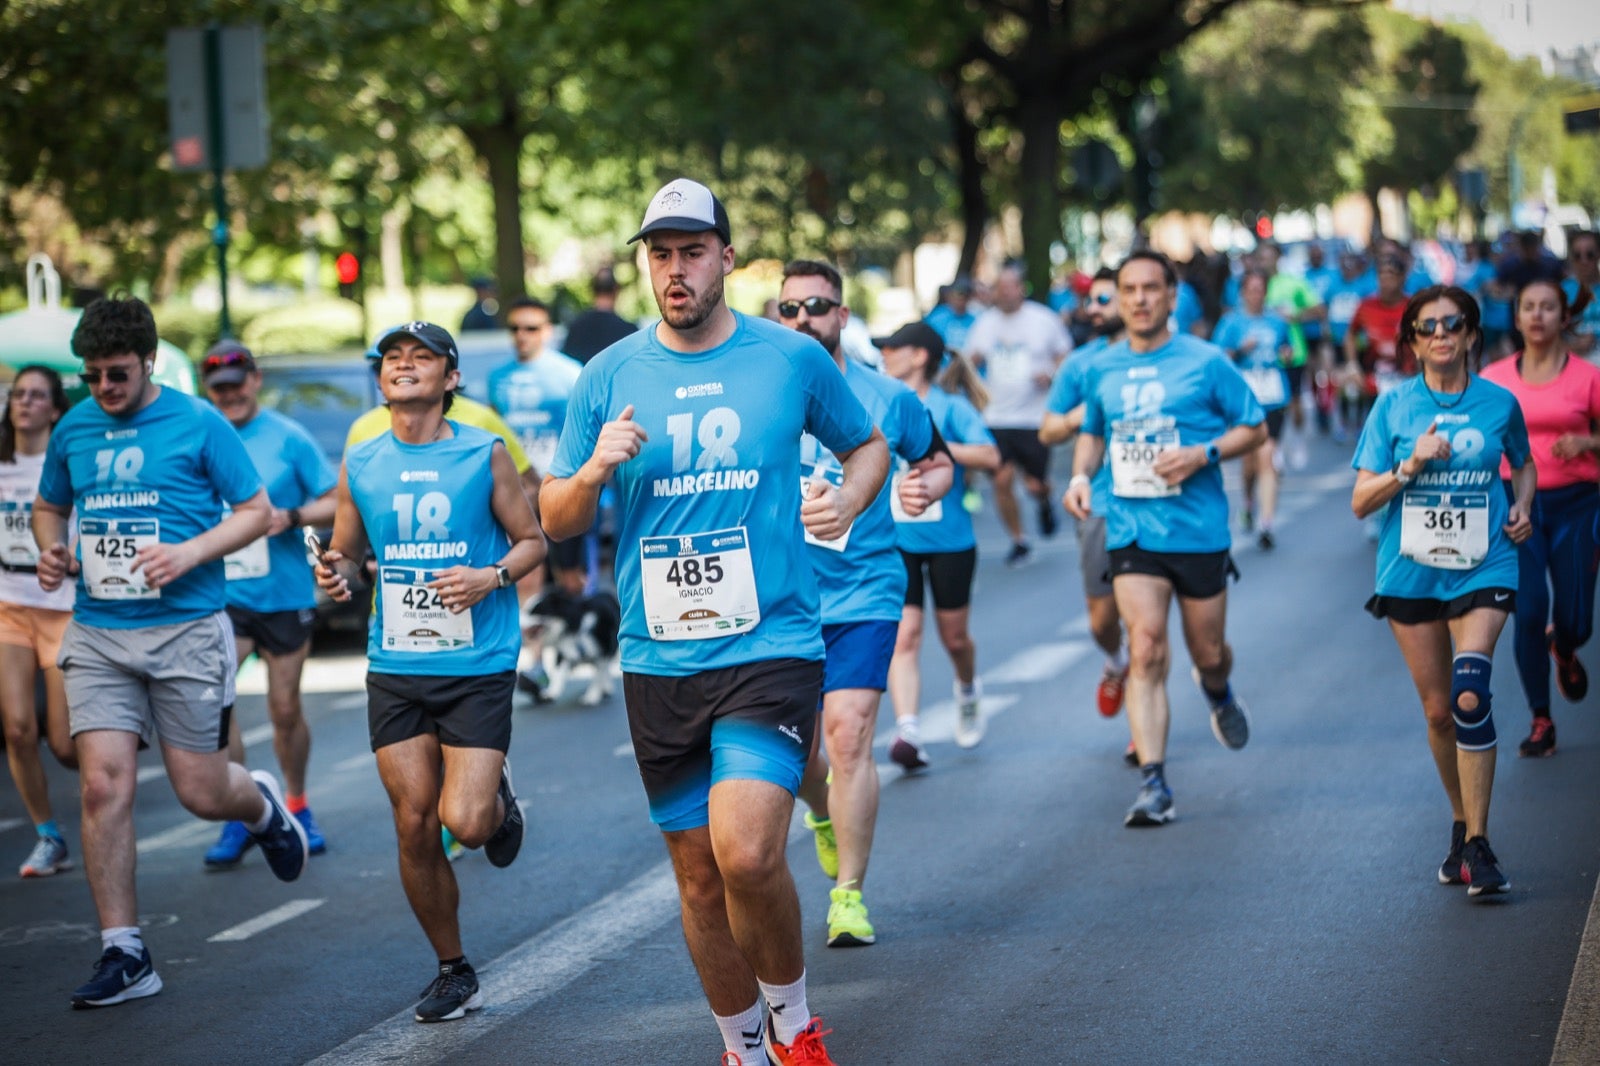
543, 178, 886, 1066
562, 267, 638, 364
312, 320, 545, 1023
199, 341, 339, 869
778, 259, 953, 957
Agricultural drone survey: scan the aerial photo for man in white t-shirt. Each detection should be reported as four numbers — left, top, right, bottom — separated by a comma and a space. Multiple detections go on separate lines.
965, 262, 1073, 566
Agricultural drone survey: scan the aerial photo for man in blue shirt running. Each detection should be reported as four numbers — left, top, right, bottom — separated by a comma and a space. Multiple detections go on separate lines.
199, 341, 339, 868
542, 178, 886, 1066
778, 259, 952, 953
34, 297, 309, 1009
1064, 253, 1266, 829
314, 321, 545, 1023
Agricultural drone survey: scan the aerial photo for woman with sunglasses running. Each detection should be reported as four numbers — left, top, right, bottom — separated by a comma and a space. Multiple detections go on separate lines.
0, 366, 79, 877
1480, 279, 1600, 757
877, 321, 1000, 769
1353, 286, 1535, 899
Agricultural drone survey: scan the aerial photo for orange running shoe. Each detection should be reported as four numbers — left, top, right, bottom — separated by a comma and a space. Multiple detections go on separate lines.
765, 1016, 837, 1065
1096, 665, 1128, 717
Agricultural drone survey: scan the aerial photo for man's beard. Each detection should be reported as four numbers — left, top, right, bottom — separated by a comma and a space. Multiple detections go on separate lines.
794, 321, 840, 355
1093, 316, 1123, 337
658, 272, 725, 331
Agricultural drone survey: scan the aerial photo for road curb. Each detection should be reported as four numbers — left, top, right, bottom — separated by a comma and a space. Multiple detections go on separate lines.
1551, 866, 1600, 1064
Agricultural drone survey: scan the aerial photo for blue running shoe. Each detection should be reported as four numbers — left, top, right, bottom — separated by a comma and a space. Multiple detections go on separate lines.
72, 946, 163, 1009
294, 807, 327, 855
204, 820, 255, 869
249, 770, 309, 882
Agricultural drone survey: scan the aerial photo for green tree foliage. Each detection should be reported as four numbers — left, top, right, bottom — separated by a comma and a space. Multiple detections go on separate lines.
1161, 6, 1372, 218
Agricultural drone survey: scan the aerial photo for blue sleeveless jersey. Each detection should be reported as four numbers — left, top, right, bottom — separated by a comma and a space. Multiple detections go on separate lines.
347, 422, 519, 676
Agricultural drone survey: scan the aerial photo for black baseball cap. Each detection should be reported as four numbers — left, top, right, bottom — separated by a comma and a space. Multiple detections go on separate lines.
629, 178, 732, 245
873, 321, 946, 365
374, 321, 460, 366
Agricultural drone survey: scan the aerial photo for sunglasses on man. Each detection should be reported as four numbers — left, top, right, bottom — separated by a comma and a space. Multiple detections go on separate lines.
777, 297, 841, 319
81, 367, 144, 385
201, 349, 252, 374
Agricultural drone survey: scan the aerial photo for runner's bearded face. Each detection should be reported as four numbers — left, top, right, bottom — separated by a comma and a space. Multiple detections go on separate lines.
205, 371, 261, 427
1087, 281, 1120, 335
379, 339, 457, 408
1116, 261, 1174, 342
83, 352, 153, 417
778, 276, 845, 355
648, 231, 729, 332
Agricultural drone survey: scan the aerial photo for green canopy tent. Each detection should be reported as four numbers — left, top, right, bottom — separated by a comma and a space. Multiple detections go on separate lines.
0, 256, 196, 399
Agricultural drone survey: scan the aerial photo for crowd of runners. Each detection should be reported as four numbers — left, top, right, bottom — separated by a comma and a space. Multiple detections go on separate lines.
2, 179, 1598, 1064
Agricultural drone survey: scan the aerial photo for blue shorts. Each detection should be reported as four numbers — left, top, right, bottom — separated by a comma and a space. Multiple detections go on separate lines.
622, 658, 821, 833
821, 619, 899, 695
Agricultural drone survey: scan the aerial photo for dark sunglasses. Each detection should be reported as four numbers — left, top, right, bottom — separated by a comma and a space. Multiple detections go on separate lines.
777, 297, 840, 319
1092, 293, 1114, 306
1415, 315, 1466, 337
508, 324, 545, 333
81, 367, 138, 385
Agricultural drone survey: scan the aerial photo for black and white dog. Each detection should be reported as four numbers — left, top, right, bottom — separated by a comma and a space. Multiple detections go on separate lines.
519, 587, 621, 706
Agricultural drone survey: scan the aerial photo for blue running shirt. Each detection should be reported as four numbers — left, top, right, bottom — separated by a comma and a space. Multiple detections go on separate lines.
803, 360, 934, 622
38, 389, 263, 628
487, 351, 584, 474
1353, 375, 1530, 600
1080, 334, 1265, 554
895, 387, 993, 555
225, 408, 337, 613
346, 423, 520, 676
551, 313, 875, 676
1047, 336, 1116, 517
1211, 311, 1292, 411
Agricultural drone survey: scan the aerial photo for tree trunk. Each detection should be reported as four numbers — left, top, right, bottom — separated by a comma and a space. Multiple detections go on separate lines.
463, 115, 527, 302
1017, 92, 1061, 299
951, 96, 987, 278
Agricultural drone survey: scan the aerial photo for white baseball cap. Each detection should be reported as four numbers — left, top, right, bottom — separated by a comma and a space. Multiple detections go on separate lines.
628, 178, 731, 245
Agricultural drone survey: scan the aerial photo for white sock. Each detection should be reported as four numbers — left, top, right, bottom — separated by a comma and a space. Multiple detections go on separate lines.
102, 926, 143, 956
759, 972, 810, 1046
1108, 643, 1129, 673
897, 716, 921, 740
246, 793, 274, 834
714, 1001, 767, 1063
956, 678, 977, 698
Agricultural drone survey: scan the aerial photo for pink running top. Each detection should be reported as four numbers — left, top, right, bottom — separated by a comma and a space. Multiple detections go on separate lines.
1480, 353, 1600, 488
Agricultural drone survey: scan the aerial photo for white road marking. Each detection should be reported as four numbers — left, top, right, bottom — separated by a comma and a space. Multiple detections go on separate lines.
207, 899, 325, 943
333, 752, 375, 773
135, 819, 215, 854
0, 817, 26, 834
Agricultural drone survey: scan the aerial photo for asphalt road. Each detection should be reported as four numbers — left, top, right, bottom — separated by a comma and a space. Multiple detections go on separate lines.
3, 431, 1597, 1065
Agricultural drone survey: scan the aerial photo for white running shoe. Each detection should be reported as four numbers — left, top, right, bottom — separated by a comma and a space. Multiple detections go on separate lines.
954, 679, 984, 748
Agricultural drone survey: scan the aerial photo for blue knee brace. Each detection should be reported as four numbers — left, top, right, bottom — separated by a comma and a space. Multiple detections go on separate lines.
1451, 653, 1495, 751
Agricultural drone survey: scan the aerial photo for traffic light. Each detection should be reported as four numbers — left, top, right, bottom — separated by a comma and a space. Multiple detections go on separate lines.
1255, 215, 1274, 240
336, 252, 360, 300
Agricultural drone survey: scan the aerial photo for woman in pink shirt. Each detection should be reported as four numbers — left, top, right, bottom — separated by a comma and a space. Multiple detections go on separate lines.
1480, 279, 1600, 757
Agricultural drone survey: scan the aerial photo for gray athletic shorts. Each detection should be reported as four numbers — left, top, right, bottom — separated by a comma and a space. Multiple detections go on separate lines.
59, 611, 237, 753
1075, 514, 1113, 599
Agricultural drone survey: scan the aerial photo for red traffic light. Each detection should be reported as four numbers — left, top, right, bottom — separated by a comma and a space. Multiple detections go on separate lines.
1254, 216, 1274, 240
335, 252, 360, 286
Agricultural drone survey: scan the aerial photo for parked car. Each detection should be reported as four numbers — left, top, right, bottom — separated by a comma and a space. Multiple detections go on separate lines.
253, 351, 377, 635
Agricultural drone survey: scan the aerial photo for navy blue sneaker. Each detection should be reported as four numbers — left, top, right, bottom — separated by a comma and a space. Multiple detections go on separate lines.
204, 820, 255, 869
483, 760, 523, 868
72, 946, 163, 1008
414, 961, 482, 1022
294, 807, 327, 855
249, 770, 309, 882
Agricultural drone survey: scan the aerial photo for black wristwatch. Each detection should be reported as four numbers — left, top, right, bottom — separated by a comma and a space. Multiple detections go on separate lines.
494, 564, 512, 589
287, 507, 302, 528
1204, 442, 1221, 465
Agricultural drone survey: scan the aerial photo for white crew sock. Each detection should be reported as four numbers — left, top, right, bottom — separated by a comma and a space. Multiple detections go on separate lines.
759, 972, 810, 1046
713, 1000, 767, 1063
246, 793, 274, 834
1108, 641, 1129, 673
102, 926, 143, 956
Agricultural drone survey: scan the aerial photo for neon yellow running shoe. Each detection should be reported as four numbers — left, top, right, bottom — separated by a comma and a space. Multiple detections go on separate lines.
826, 885, 875, 947
803, 812, 838, 880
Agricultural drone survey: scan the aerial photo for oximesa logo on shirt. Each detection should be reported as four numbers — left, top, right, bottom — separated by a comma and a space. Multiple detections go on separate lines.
675, 382, 724, 399
399, 471, 440, 483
